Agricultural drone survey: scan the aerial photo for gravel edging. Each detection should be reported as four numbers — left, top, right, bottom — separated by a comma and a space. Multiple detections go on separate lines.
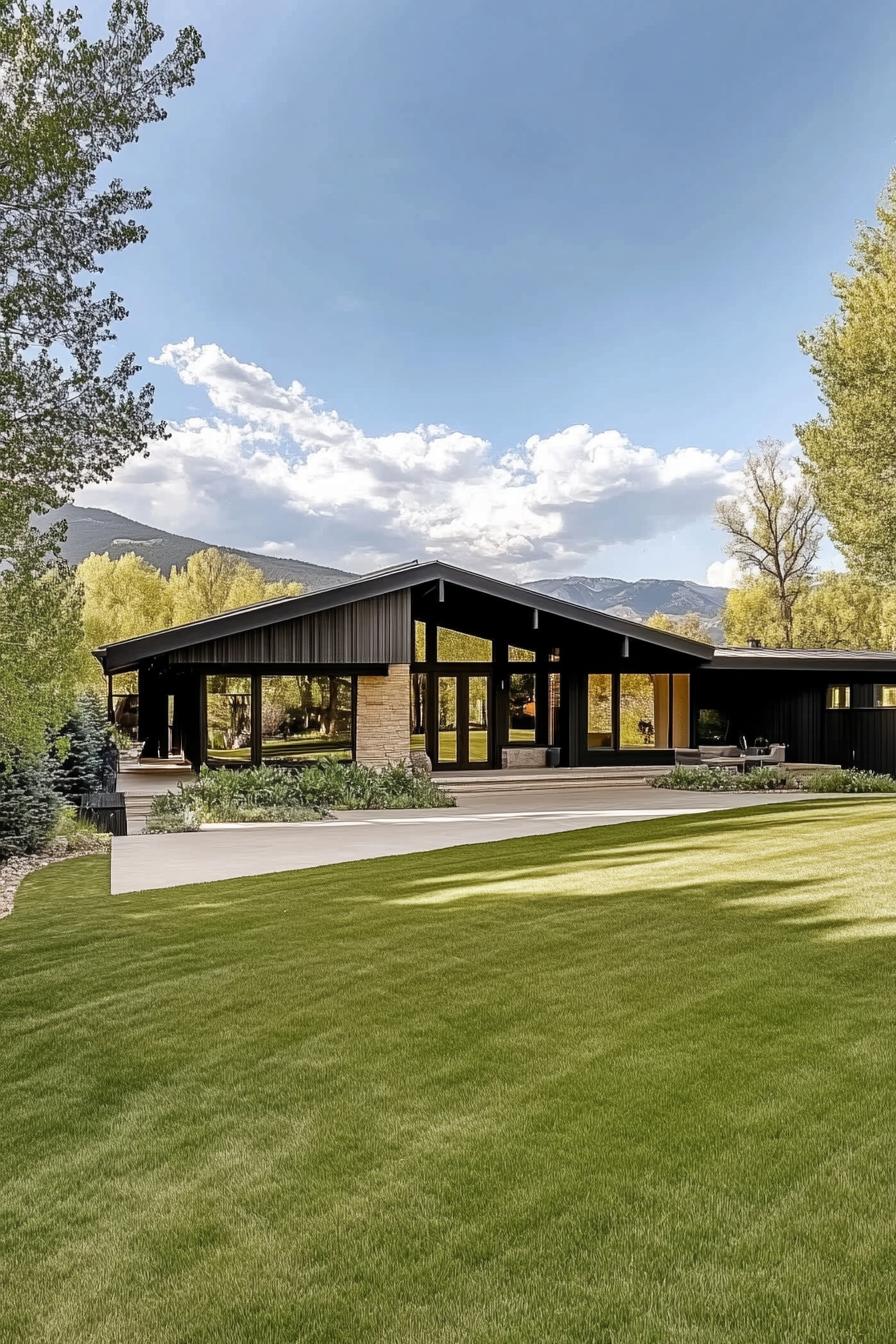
0, 841, 109, 921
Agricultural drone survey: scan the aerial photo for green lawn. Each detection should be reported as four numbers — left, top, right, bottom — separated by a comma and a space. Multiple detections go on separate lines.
3, 799, 896, 1341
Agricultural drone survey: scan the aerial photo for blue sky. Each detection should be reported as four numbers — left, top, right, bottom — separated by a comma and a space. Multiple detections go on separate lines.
81, 0, 896, 582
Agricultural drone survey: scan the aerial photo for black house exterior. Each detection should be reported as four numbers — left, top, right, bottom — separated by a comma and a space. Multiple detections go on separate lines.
92, 561, 896, 775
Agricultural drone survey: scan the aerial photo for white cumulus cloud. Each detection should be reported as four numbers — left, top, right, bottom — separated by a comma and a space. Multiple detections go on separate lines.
77, 337, 743, 577
705, 557, 742, 588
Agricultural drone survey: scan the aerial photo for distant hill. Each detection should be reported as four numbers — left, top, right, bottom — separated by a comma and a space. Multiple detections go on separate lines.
47, 505, 355, 591
525, 575, 728, 642
49, 505, 729, 636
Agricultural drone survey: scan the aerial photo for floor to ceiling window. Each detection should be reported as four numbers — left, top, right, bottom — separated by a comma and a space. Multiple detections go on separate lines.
587, 674, 613, 749
410, 672, 427, 752
205, 675, 253, 763
619, 673, 665, 748
508, 671, 537, 744
205, 674, 355, 765
259, 675, 353, 762
548, 672, 562, 746
437, 676, 458, 763
587, 672, 691, 752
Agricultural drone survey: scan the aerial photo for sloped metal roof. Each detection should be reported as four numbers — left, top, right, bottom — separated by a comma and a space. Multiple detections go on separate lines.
92, 558, 716, 669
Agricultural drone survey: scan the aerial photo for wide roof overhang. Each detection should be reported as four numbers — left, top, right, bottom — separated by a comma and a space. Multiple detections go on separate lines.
92, 559, 716, 674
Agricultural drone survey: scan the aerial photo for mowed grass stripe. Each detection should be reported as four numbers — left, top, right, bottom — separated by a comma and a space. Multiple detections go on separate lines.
1, 798, 895, 1342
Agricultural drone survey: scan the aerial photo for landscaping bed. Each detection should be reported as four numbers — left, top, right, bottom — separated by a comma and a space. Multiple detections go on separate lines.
146, 759, 456, 832
652, 764, 896, 793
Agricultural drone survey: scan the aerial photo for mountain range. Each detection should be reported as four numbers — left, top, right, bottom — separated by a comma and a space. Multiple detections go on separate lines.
47, 505, 353, 591
49, 505, 728, 637
525, 575, 727, 639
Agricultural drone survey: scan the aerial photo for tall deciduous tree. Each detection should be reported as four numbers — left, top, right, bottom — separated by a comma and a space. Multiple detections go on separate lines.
0, 1, 202, 760
167, 550, 301, 625
715, 440, 823, 646
0, 0, 203, 541
798, 170, 896, 579
78, 548, 302, 652
0, 529, 87, 757
78, 551, 171, 651
722, 572, 896, 651
644, 611, 714, 643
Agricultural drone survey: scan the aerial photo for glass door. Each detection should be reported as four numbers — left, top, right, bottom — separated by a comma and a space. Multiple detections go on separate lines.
437, 676, 458, 765
467, 675, 490, 766
435, 674, 491, 769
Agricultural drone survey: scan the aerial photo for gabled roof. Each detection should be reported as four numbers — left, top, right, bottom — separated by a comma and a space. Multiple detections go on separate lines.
93, 559, 716, 670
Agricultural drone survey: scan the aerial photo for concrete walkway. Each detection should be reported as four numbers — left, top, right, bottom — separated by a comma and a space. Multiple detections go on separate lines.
110, 785, 822, 895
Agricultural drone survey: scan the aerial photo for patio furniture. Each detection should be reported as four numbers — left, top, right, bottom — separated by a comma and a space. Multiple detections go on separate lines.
742, 743, 786, 769
675, 746, 742, 771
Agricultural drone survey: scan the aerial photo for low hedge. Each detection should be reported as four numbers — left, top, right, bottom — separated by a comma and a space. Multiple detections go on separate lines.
653, 764, 896, 794
651, 764, 790, 793
147, 759, 456, 832
796, 768, 896, 794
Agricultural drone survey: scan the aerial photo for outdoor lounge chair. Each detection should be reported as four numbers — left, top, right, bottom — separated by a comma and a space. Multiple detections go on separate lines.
674, 746, 742, 770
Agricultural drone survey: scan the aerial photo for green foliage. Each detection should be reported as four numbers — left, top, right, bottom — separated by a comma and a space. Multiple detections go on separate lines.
78, 547, 302, 659
56, 692, 118, 802
722, 578, 787, 647
715, 441, 822, 646
0, 754, 62, 858
798, 169, 896, 578
0, 532, 87, 761
645, 611, 714, 642
652, 764, 790, 792
143, 791, 202, 834
796, 768, 896, 794
723, 572, 896, 650
146, 761, 456, 831
0, 1, 202, 758
0, 0, 203, 544
53, 805, 111, 853
167, 548, 301, 625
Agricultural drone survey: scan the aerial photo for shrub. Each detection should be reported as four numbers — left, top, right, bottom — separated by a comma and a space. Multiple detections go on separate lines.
146, 760, 455, 832
57, 692, 119, 802
0, 755, 63, 859
797, 768, 896, 794
53, 806, 112, 853
144, 792, 203, 834
652, 764, 790, 793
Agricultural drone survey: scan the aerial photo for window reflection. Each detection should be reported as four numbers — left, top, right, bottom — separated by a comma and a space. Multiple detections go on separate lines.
436, 628, 492, 662
260, 675, 352, 762
410, 672, 427, 751
587, 674, 612, 749
620, 673, 669, 748
206, 676, 252, 762
509, 672, 536, 743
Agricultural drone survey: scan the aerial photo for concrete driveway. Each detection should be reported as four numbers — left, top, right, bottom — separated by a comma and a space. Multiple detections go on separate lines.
110, 785, 822, 895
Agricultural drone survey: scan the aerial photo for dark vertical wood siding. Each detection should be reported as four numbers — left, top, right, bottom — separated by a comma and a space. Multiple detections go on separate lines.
695, 669, 896, 772
168, 591, 411, 666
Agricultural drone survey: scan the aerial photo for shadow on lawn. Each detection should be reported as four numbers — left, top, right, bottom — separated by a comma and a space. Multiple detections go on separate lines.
375, 799, 896, 944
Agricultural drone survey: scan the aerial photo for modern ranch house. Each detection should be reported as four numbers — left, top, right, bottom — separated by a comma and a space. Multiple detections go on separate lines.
93, 561, 896, 775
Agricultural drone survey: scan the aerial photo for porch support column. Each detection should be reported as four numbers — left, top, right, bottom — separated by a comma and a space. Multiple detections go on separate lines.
137, 665, 168, 760
355, 664, 411, 767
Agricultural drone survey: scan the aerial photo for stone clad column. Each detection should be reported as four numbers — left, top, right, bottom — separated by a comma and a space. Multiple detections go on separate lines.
355, 664, 411, 766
